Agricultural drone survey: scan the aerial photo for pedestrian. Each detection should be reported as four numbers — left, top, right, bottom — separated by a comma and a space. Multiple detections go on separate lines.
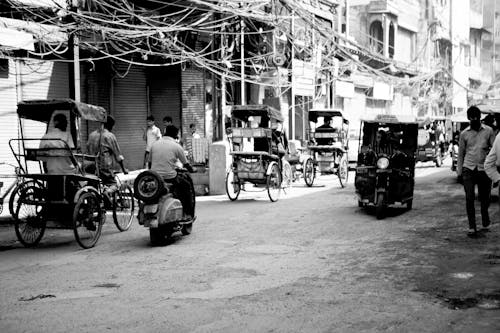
39, 113, 75, 174
163, 116, 173, 134
484, 130, 500, 224
143, 115, 162, 168
457, 106, 495, 237
189, 123, 201, 139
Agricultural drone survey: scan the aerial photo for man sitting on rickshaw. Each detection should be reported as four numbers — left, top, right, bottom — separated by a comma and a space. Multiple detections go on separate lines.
39, 113, 76, 174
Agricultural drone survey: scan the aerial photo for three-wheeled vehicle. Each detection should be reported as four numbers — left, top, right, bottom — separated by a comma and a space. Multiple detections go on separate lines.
354, 114, 418, 219
416, 116, 446, 167
9, 99, 134, 249
307, 109, 349, 187
285, 139, 315, 185
225, 105, 287, 202
448, 110, 470, 173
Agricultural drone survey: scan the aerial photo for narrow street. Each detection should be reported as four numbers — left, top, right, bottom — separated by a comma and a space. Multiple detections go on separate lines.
0, 164, 499, 333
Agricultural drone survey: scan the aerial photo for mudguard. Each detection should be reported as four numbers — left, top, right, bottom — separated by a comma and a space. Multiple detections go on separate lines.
73, 185, 101, 203
157, 194, 183, 225
266, 161, 279, 176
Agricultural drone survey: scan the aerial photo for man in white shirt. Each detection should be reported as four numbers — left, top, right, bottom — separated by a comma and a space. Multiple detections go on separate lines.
143, 115, 162, 168
150, 125, 195, 219
39, 113, 75, 174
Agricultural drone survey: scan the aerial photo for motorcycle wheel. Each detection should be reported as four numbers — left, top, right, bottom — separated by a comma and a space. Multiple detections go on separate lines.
376, 193, 386, 220
181, 222, 193, 235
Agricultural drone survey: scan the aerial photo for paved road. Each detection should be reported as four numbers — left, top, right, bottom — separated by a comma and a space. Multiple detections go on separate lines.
0, 165, 499, 332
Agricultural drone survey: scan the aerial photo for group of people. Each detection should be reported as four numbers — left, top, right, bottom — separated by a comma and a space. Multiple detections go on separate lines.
457, 105, 500, 237
39, 113, 196, 219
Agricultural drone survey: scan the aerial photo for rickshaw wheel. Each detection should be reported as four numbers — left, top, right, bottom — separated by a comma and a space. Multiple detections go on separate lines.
375, 193, 386, 220
14, 185, 46, 248
304, 158, 315, 187
73, 192, 103, 249
112, 185, 134, 232
338, 156, 349, 188
225, 170, 241, 201
267, 163, 281, 202
9, 180, 43, 219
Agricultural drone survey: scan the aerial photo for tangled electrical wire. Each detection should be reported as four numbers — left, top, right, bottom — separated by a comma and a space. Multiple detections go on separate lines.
2, 0, 477, 109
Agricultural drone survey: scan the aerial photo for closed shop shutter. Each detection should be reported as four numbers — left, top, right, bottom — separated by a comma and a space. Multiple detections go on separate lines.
181, 67, 205, 138
0, 59, 20, 167
113, 63, 147, 170
20, 60, 70, 140
148, 65, 181, 134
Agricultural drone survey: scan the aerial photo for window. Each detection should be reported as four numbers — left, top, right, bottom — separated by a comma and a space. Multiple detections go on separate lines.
369, 20, 383, 55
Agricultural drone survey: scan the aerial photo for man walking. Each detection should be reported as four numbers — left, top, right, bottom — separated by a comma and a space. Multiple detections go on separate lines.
484, 129, 500, 228
143, 115, 162, 168
457, 106, 495, 237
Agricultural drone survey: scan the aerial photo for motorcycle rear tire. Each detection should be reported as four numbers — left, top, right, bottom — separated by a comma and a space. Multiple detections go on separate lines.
134, 170, 165, 203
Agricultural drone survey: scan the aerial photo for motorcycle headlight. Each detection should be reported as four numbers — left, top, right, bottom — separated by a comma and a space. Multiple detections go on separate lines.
377, 157, 389, 169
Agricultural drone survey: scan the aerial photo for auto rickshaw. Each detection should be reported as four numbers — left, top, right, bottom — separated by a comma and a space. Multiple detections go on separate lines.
307, 109, 349, 187
9, 99, 134, 249
225, 105, 287, 202
354, 114, 418, 219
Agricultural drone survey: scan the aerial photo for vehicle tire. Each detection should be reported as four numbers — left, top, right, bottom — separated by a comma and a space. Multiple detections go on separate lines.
406, 199, 413, 210
9, 180, 43, 219
304, 158, 315, 187
225, 170, 240, 201
375, 193, 386, 220
435, 155, 442, 167
133, 170, 165, 203
149, 226, 171, 246
338, 156, 349, 188
73, 191, 103, 249
14, 185, 46, 248
358, 201, 364, 208
112, 184, 134, 232
267, 163, 281, 202
181, 222, 193, 235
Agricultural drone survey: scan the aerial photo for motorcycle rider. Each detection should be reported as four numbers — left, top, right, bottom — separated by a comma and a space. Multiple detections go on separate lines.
149, 125, 195, 220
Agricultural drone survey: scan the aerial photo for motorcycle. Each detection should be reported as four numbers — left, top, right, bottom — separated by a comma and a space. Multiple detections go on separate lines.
133, 169, 196, 246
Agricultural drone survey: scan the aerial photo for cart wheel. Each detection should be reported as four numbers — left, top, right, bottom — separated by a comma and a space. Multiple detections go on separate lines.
338, 156, 349, 188
406, 199, 413, 210
112, 185, 134, 232
225, 170, 241, 201
267, 163, 281, 202
9, 180, 43, 219
14, 185, 46, 248
376, 193, 386, 220
435, 155, 442, 167
303, 158, 315, 187
181, 222, 193, 235
73, 192, 103, 249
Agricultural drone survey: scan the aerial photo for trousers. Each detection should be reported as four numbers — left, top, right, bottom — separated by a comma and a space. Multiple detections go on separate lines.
462, 167, 491, 230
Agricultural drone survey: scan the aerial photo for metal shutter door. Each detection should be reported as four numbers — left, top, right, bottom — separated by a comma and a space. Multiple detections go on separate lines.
149, 65, 181, 133
0, 60, 20, 166
113, 63, 147, 170
181, 67, 205, 138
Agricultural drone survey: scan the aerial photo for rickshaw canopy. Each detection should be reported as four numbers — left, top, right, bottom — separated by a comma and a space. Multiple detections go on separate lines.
360, 113, 417, 124
231, 104, 284, 122
309, 109, 349, 124
17, 99, 107, 123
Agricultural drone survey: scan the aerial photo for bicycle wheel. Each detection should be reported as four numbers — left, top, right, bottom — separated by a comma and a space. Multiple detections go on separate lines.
73, 192, 103, 249
266, 163, 281, 202
337, 156, 349, 188
225, 170, 241, 201
303, 158, 315, 187
14, 185, 46, 247
112, 185, 134, 232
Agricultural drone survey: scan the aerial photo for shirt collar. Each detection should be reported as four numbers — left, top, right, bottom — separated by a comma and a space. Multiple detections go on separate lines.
466, 124, 485, 131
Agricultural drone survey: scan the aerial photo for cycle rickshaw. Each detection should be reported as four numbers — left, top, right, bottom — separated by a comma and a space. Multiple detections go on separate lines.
225, 105, 287, 202
9, 99, 134, 249
307, 109, 350, 187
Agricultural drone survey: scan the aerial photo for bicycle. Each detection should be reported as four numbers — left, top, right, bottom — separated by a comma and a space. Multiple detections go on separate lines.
102, 175, 135, 232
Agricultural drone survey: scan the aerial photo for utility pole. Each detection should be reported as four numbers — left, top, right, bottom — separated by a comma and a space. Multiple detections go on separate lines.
240, 16, 246, 105
493, 0, 496, 84
69, 0, 81, 102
